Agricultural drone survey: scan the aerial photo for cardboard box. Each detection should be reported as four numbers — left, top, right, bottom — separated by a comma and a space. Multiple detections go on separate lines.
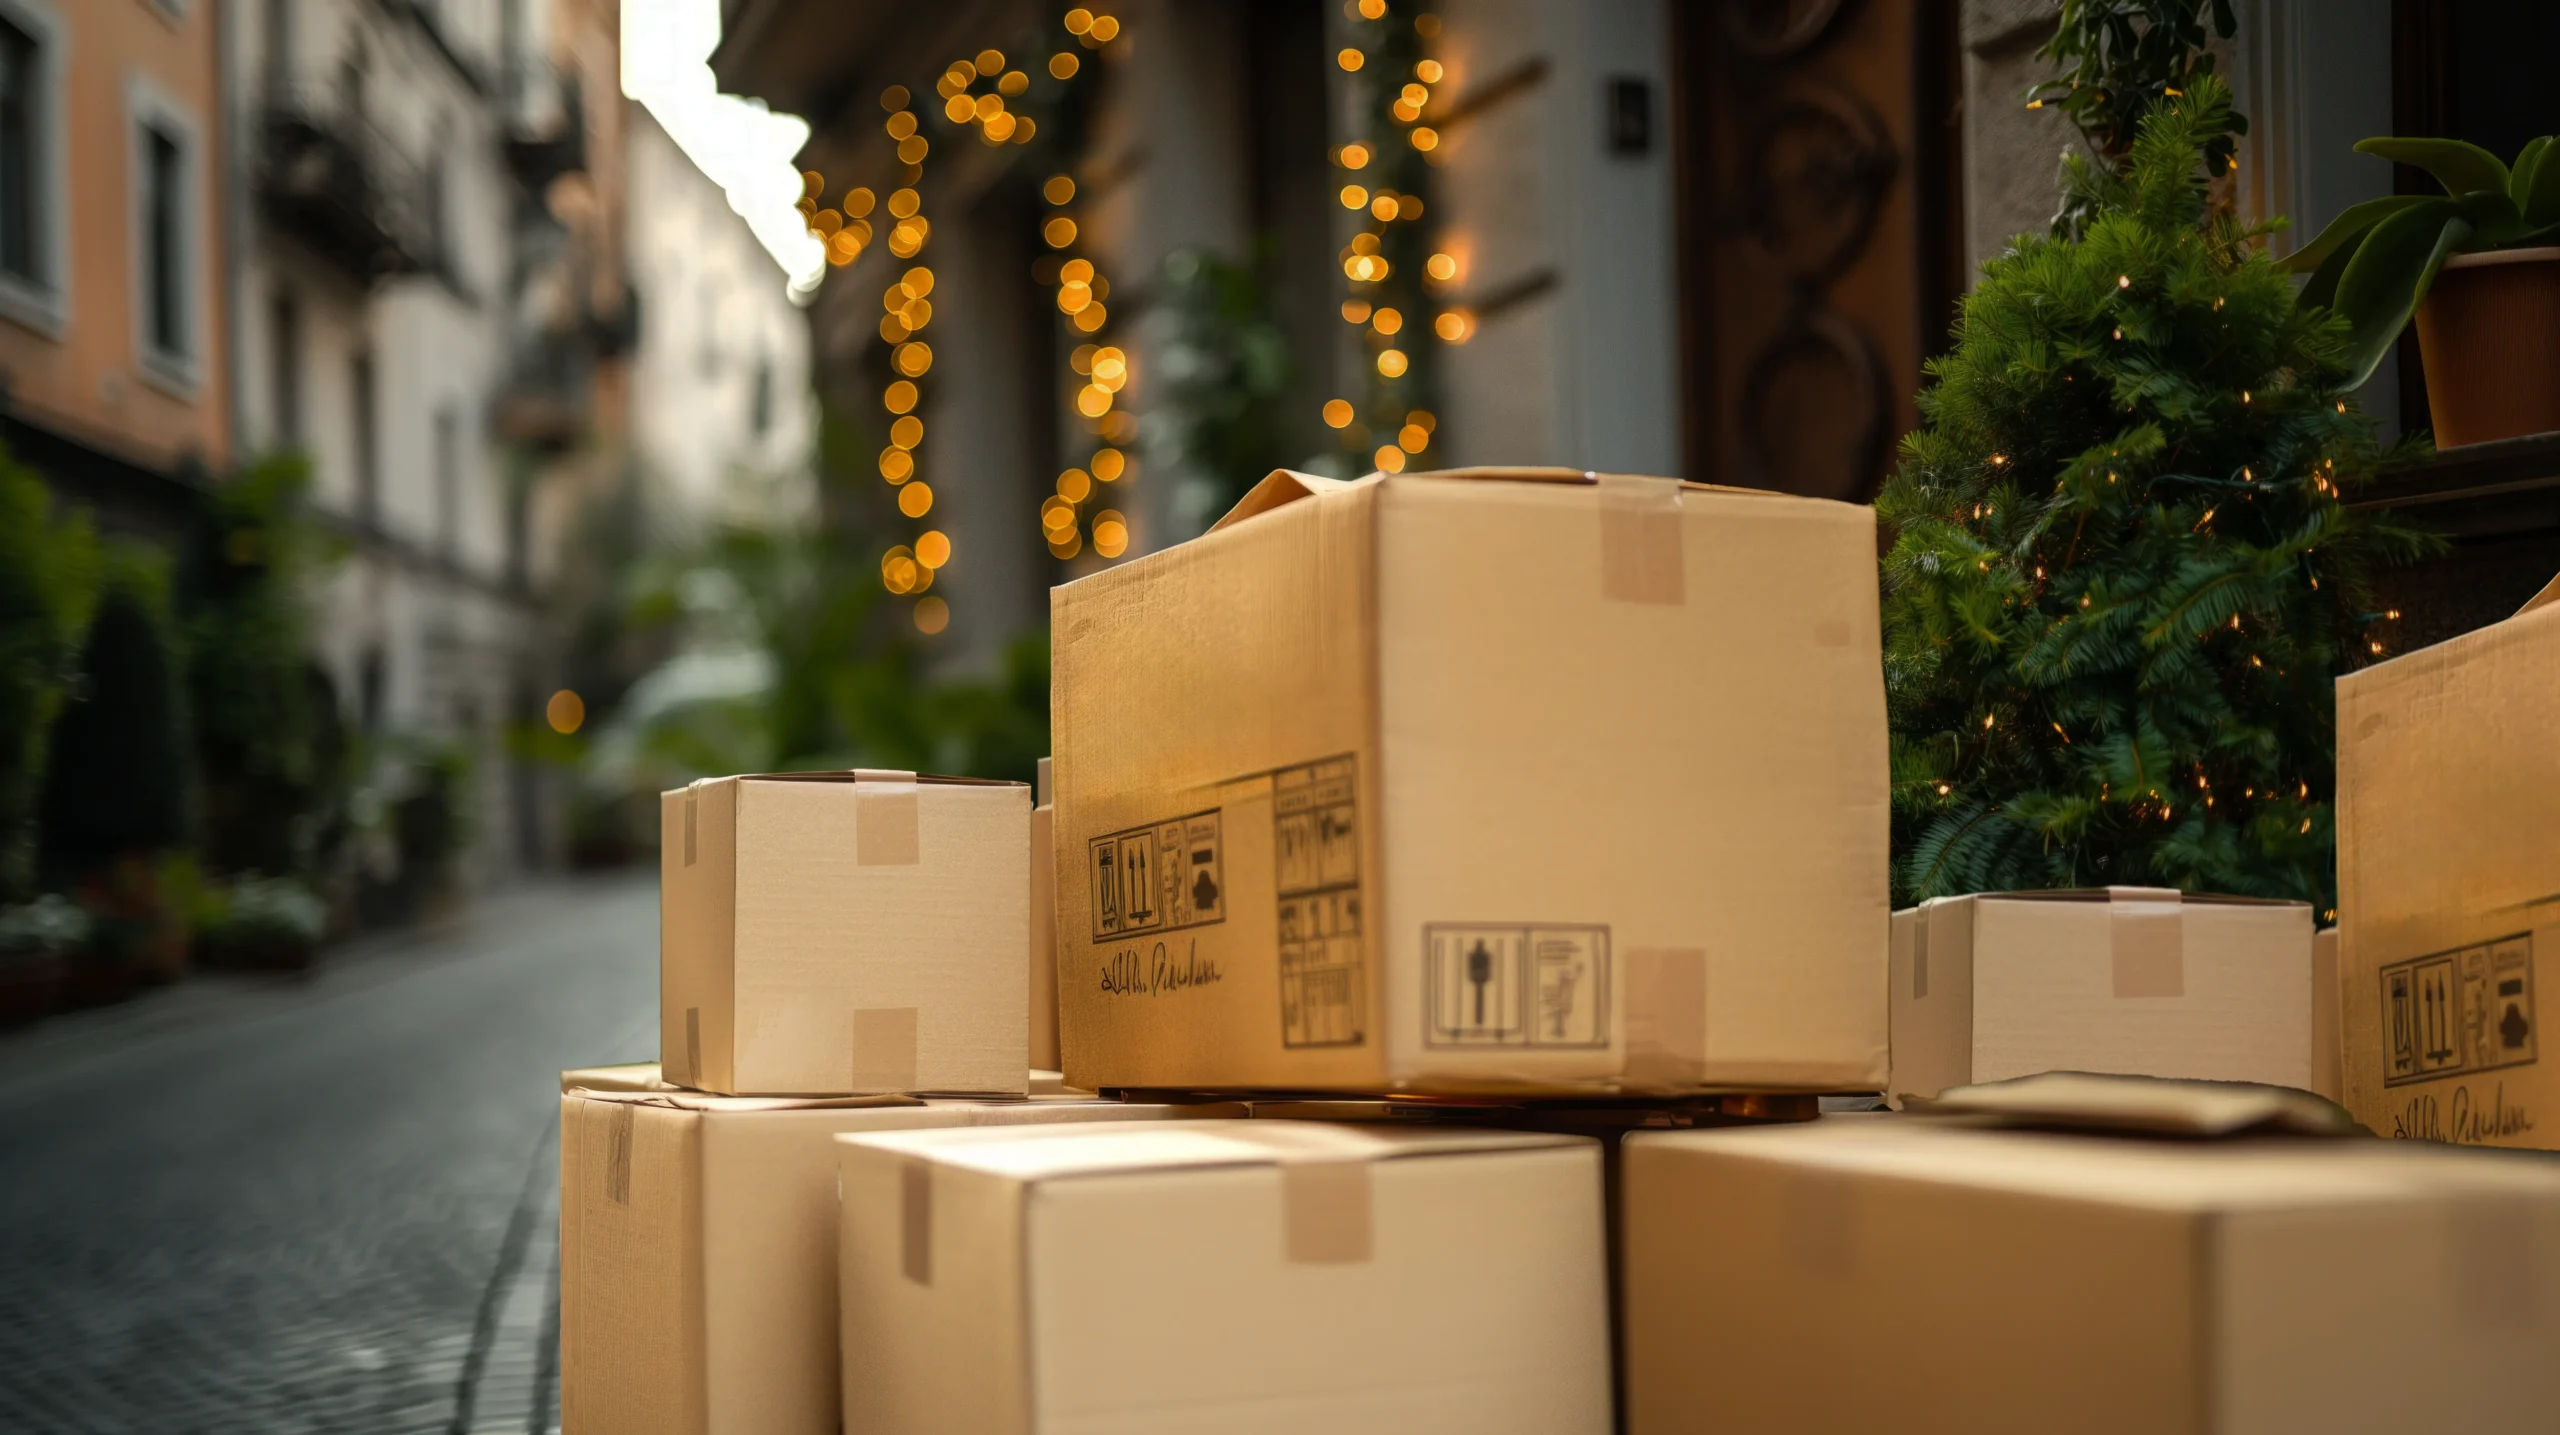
557, 1086, 1191, 1435
2313, 927, 2342, 1102
837, 1118, 1613, 1434
1887, 888, 2313, 1104
1622, 1115, 2560, 1434
2338, 581, 2559, 1148
660, 769, 1029, 1095
1030, 757, 1059, 1073
1051, 467, 1889, 1095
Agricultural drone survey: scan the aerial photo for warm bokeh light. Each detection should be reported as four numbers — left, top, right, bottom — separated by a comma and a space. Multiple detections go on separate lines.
1416, 13, 1442, 38
1058, 468, 1093, 502
917, 530, 951, 567
1435, 308, 1474, 342
1417, 59, 1444, 83
1339, 143, 1371, 169
1376, 348, 1408, 377
914, 596, 950, 634
1341, 300, 1372, 323
1370, 193, 1399, 221
1322, 399, 1354, 428
546, 689, 584, 735
888, 188, 920, 219
1077, 384, 1113, 417
881, 86, 910, 111
882, 546, 919, 593
943, 93, 974, 123
1374, 445, 1407, 472
1426, 251, 1458, 282
1397, 194, 1423, 221
890, 415, 924, 449
1411, 126, 1439, 151
1061, 258, 1096, 284
999, 70, 1029, 96
899, 482, 935, 518
879, 447, 915, 482
1064, 8, 1093, 34
1398, 423, 1428, 453
1073, 303, 1107, 332
1070, 343, 1097, 375
1091, 447, 1126, 481
895, 341, 933, 375
1089, 14, 1120, 42
1337, 47, 1364, 71
1049, 531, 1083, 559
1044, 174, 1077, 205
885, 380, 918, 413
1042, 497, 1076, 532
976, 48, 1004, 72
903, 266, 934, 295
1044, 217, 1078, 248
1373, 307, 1403, 335
886, 112, 917, 140
1092, 348, 1128, 386
845, 187, 876, 217
1340, 185, 1369, 210
1092, 512, 1129, 558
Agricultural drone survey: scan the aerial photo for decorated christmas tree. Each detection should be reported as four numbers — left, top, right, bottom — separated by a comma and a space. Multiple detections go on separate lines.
1878, 74, 2436, 913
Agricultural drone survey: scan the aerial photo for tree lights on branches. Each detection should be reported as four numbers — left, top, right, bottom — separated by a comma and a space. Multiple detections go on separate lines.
1321, 0, 1448, 475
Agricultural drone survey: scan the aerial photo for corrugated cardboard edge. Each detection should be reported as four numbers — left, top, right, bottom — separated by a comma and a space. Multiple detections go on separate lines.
1203, 464, 1806, 537
2519, 568, 2560, 616
1918, 1071, 2356, 1137
565, 1087, 926, 1113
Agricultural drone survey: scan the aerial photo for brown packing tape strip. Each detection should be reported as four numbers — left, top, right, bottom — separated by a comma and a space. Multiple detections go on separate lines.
852, 1006, 921, 1092
2109, 887, 2185, 998
856, 774, 921, 866
1625, 947, 1708, 1087
901, 1159, 933, 1286
604, 1100, 636, 1205
683, 782, 698, 866
1598, 474, 1686, 605
683, 1006, 702, 1088
1279, 1158, 1373, 1264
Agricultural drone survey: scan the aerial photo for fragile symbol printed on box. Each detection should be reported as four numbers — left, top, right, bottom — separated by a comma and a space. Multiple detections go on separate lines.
2382, 933, 2537, 1088
1088, 810, 1226, 942
1275, 755, 1364, 1048
1424, 924, 1609, 1048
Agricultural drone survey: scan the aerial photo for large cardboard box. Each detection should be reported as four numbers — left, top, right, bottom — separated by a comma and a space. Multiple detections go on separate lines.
660, 769, 1028, 1095
1622, 1115, 2560, 1434
1888, 888, 2314, 1104
2338, 581, 2559, 1148
556, 1085, 1191, 1435
837, 1118, 1612, 1434
1051, 467, 1888, 1095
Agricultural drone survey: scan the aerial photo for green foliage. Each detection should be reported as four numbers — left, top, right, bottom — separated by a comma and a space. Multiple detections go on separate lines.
39, 546, 192, 870
1152, 246, 1294, 527
188, 452, 350, 879
2281, 135, 2560, 387
1879, 76, 2439, 910
0, 448, 102, 900
2032, 0, 2244, 240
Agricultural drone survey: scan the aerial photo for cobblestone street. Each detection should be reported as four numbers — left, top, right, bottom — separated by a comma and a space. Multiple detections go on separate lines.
0, 877, 657, 1435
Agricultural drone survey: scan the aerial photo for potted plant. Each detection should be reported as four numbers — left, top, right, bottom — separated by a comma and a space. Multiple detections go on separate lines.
2284, 135, 2560, 446
0, 894, 87, 1026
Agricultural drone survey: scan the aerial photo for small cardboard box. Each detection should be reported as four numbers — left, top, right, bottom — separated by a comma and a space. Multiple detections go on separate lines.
2338, 578, 2560, 1148
660, 770, 1028, 1095
1051, 467, 1889, 1095
1621, 1114, 2560, 1434
556, 1085, 1192, 1435
1030, 757, 1060, 1073
1888, 888, 2313, 1105
837, 1118, 1612, 1434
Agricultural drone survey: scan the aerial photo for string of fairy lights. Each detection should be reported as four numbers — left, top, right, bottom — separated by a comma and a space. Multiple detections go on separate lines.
1320, 0, 1464, 474
796, 9, 1124, 631
795, 4, 1486, 627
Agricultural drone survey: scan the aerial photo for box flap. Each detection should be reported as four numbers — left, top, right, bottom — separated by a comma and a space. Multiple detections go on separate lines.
2523, 569, 2560, 617
1203, 465, 1789, 536
1977, 886, 2305, 908
559, 1062, 673, 1093
567, 1087, 928, 1113
661, 769, 1019, 791
1918, 1071, 2355, 1137
840, 1117, 1581, 1181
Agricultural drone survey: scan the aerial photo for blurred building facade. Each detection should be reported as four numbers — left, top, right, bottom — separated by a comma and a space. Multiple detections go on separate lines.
0, 0, 233, 545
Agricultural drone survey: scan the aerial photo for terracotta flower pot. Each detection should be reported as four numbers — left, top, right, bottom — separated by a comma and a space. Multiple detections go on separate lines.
2412, 246, 2560, 448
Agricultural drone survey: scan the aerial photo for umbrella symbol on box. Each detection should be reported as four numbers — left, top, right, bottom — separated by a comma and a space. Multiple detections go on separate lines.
1192, 861, 1219, 914
1467, 939, 1494, 1028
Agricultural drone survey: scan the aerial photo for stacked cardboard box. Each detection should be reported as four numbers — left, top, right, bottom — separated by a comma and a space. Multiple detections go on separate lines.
1048, 467, 1892, 1096
554, 475, 2560, 1435
2336, 577, 2557, 1149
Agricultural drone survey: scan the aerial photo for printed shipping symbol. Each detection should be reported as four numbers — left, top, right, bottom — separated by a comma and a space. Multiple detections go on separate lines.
1467, 939, 1494, 1028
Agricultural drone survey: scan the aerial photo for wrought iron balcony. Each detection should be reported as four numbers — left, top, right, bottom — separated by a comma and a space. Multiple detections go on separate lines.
256, 86, 440, 284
